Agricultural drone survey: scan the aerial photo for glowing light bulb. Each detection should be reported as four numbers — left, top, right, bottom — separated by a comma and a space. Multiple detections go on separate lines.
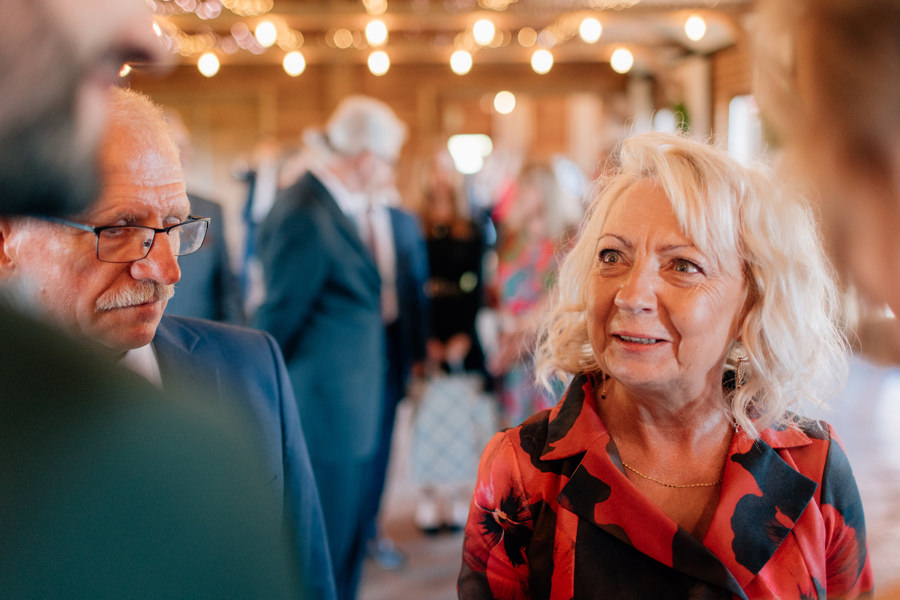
365, 19, 388, 46
579, 17, 602, 43
493, 90, 516, 114
197, 52, 220, 77
255, 21, 277, 48
517, 27, 537, 47
473, 19, 495, 46
531, 49, 553, 74
450, 50, 473, 75
283, 51, 306, 76
610, 47, 634, 74
333, 28, 353, 49
368, 50, 390, 76
363, 0, 388, 15
685, 14, 706, 42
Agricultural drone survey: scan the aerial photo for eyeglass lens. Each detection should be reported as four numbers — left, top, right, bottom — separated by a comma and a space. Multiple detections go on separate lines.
97, 220, 208, 263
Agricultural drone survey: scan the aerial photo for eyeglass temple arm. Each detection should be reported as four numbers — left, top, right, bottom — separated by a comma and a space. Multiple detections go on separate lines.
37, 215, 96, 233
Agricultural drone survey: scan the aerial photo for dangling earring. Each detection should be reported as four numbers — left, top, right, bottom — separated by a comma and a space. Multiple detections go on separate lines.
735, 356, 747, 391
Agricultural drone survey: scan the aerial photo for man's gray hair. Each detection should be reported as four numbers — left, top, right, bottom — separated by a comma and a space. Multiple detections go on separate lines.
325, 95, 407, 163
102, 87, 182, 179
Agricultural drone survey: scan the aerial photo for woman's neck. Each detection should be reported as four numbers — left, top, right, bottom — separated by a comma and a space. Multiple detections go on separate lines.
596, 376, 733, 450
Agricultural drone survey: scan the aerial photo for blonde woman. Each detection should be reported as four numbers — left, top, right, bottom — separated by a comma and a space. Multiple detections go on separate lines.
459, 133, 871, 598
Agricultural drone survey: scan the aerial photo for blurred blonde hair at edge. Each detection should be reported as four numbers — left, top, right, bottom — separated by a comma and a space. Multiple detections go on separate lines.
755, 0, 900, 317
535, 132, 848, 438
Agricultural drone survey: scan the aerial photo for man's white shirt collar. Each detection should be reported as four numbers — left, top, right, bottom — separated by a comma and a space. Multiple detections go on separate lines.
310, 164, 367, 217
119, 343, 163, 388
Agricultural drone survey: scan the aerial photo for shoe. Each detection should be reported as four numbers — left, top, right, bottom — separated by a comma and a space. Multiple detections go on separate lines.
414, 494, 442, 535
447, 498, 470, 532
367, 537, 407, 570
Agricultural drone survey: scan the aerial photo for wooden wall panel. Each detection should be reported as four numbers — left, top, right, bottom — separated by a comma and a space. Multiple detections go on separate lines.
130, 60, 629, 207
128, 49, 751, 261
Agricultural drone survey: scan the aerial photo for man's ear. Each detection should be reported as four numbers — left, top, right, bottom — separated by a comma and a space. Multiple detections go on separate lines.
0, 218, 22, 275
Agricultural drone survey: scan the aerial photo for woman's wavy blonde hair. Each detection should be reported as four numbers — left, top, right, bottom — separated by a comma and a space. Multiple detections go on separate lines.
534, 132, 848, 438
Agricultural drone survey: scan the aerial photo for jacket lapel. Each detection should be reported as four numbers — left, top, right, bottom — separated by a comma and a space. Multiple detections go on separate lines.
153, 317, 222, 402
305, 173, 380, 286
703, 426, 818, 589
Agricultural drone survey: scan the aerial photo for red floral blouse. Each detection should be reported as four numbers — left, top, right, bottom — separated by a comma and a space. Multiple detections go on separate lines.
459, 373, 873, 599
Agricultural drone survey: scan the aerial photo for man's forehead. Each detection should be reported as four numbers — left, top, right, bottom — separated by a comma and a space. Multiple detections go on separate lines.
85, 182, 190, 221
102, 168, 186, 191
102, 134, 182, 177
99, 141, 185, 194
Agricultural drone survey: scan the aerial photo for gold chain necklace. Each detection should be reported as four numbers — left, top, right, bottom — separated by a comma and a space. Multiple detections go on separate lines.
599, 374, 723, 489
620, 461, 722, 489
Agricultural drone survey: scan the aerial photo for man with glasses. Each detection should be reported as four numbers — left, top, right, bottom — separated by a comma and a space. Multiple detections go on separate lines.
0, 86, 334, 600
0, 1, 303, 598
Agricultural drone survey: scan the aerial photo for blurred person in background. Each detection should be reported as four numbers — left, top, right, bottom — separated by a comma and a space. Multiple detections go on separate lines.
0, 0, 302, 597
460, 132, 871, 598
411, 152, 491, 534
757, 0, 900, 319
163, 108, 244, 324
254, 95, 407, 600
422, 151, 489, 381
233, 136, 284, 318
488, 161, 580, 426
359, 184, 430, 572
758, 0, 900, 592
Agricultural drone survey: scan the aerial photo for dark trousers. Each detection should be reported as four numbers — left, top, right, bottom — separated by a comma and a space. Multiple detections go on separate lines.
362, 321, 404, 544
311, 456, 370, 600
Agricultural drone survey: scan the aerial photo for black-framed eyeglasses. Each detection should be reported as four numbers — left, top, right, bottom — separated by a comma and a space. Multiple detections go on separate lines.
40, 215, 210, 263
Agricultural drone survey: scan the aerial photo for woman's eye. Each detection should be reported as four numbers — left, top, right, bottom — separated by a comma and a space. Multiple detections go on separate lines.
599, 249, 620, 264
673, 259, 700, 274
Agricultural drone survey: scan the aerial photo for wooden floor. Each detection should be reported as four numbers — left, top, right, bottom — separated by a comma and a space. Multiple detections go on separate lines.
359, 402, 464, 600
360, 356, 900, 599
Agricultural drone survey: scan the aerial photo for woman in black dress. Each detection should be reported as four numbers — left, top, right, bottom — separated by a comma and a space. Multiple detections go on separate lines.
411, 172, 491, 533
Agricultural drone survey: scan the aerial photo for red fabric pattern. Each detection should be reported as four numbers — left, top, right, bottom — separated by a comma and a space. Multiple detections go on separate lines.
459, 374, 874, 599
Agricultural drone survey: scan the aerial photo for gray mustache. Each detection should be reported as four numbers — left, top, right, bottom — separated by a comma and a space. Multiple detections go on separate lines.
95, 282, 174, 312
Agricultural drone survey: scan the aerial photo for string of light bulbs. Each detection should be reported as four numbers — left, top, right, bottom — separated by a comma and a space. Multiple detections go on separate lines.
147, 1, 708, 80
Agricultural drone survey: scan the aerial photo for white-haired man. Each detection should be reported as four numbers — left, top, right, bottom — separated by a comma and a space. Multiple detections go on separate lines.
254, 95, 418, 600
1, 86, 333, 599
0, 1, 304, 597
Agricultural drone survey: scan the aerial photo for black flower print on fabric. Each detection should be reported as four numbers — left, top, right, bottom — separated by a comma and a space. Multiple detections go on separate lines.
730, 442, 817, 573
476, 487, 533, 566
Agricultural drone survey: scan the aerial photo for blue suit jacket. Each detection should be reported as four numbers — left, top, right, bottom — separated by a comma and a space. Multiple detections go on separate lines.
153, 315, 336, 600
253, 172, 385, 462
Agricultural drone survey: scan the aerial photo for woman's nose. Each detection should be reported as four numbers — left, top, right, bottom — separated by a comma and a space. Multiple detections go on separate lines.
613, 262, 658, 314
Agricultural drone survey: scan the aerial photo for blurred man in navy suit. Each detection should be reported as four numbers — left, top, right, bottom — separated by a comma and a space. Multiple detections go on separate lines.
255, 96, 409, 600
359, 193, 430, 569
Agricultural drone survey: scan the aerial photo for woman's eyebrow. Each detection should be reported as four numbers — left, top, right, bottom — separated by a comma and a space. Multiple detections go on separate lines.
598, 235, 696, 253
657, 243, 696, 253
597, 233, 631, 248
